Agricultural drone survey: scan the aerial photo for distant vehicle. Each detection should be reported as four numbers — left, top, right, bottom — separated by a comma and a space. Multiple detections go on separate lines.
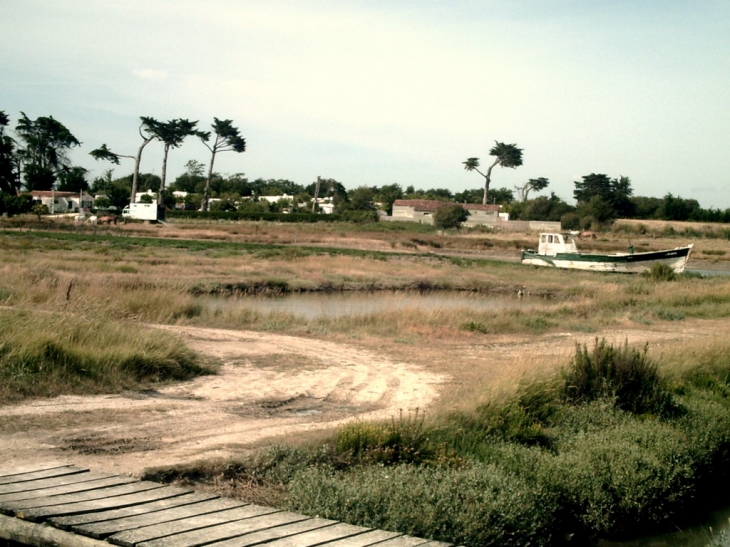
122, 202, 159, 221
521, 232, 693, 273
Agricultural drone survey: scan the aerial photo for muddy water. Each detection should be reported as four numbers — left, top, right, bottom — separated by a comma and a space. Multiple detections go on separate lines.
194, 291, 548, 320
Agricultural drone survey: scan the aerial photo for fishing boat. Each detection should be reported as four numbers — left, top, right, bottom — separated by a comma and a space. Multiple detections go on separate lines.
521, 232, 693, 273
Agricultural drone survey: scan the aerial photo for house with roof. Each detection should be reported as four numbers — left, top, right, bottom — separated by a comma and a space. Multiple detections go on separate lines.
28, 191, 94, 214
388, 199, 501, 226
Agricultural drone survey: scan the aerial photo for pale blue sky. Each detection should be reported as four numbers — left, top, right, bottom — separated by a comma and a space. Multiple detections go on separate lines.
2, 1, 728, 206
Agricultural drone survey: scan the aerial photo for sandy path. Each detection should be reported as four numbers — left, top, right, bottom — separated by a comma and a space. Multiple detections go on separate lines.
0, 326, 447, 476
1, 320, 728, 478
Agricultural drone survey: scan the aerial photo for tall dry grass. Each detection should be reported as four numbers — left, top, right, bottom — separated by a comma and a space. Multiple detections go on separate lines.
0, 308, 214, 403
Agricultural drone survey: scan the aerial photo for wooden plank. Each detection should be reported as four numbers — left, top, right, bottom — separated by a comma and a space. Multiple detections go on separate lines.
109, 504, 281, 547
133, 511, 335, 547
68, 496, 245, 539
50, 491, 220, 529
0, 474, 139, 503
0, 465, 87, 485
253, 522, 372, 547
0, 462, 71, 478
15, 485, 190, 522
0, 513, 109, 547
0, 470, 119, 495
2, 481, 163, 518
289, 529, 401, 547
198, 518, 337, 547
417, 542, 453, 547
369, 536, 430, 547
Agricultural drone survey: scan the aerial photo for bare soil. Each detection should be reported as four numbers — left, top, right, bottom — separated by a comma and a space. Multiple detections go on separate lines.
2, 318, 728, 478
0, 326, 446, 476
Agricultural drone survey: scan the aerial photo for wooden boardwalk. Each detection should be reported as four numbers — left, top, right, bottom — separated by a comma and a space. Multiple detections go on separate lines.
0, 463, 454, 547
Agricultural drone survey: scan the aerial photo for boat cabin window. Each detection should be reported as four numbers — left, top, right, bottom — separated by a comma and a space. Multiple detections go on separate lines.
548, 235, 554, 243
541, 235, 547, 243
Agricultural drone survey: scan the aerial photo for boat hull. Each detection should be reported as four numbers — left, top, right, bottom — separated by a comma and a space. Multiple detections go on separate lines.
521, 245, 693, 273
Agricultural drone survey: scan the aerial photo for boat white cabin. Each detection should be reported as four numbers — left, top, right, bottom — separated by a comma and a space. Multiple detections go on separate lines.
537, 233, 578, 256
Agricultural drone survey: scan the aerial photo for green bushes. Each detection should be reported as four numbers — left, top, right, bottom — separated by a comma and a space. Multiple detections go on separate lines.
334, 410, 443, 466
287, 464, 558, 547
562, 339, 674, 415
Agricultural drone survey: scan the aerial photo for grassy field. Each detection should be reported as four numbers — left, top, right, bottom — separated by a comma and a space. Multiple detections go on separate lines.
4, 215, 730, 545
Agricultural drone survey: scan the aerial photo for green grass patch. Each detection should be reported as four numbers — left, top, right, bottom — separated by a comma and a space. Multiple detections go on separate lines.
0, 309, 214, 403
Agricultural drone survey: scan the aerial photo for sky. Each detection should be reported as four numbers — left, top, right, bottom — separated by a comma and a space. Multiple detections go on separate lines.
2, 0, 729, 207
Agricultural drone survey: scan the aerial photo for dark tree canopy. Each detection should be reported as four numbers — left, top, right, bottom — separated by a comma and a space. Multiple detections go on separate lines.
90, 116, 163, 204
433, 203, 469, 230
199, 117, 246, 211
15, 112, 80, 191
515, 177, 549, 201
0, 111, 19, 194
573, 173, 634, 219
463, 141, 523, 205
154, 118, 200, 205
374, 183, 404, 215
56, 166, 88, 192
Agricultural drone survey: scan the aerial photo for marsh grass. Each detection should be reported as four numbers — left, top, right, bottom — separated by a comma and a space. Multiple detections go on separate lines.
5, 230, 730, 341
0, 309, 213, 403
562, 339, 674, 415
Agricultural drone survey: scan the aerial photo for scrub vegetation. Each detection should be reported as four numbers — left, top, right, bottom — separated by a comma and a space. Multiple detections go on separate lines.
146, 337, 730, 546
4, 217, 730, 544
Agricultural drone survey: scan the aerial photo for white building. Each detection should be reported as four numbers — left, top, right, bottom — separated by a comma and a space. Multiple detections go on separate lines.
28, 191, 94, 214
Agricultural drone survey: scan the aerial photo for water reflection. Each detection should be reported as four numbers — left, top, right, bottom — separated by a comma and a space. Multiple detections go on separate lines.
195, 291, 544, 320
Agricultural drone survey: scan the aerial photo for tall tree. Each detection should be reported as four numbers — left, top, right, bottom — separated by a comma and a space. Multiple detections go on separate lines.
515, 177, 549, 201
0, 111, 19, 195
198, 118, 246, 212
573, 173, 634, 219
56, 166, 88, 192
90, 116, 162, 203
154, 119, 200, 207
463, 141, 523, 205
15, 112, 80, 191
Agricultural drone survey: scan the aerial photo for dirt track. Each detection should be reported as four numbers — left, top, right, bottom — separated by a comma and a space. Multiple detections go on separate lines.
1, 320, 728, 477
0, 326, 447, 476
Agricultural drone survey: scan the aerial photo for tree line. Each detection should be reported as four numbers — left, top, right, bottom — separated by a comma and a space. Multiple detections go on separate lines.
2, 110, 729, 226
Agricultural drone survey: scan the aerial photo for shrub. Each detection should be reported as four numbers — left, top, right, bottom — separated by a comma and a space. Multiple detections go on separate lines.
643, 263, 677, 282
562, 339, 673, 415
287, 464, 558, 547
334, 410, 442, 466
560, 212, 580, 231
536, 403, 697, 535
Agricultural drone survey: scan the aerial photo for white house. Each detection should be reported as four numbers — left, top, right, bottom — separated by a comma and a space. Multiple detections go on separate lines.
28, 191, 94, 214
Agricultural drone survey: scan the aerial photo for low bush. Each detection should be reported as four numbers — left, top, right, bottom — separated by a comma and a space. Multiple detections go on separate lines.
287, 464, 558, 547
643, 263, 677, 282
562, 338, 674, 415
333, 410, 444, 466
